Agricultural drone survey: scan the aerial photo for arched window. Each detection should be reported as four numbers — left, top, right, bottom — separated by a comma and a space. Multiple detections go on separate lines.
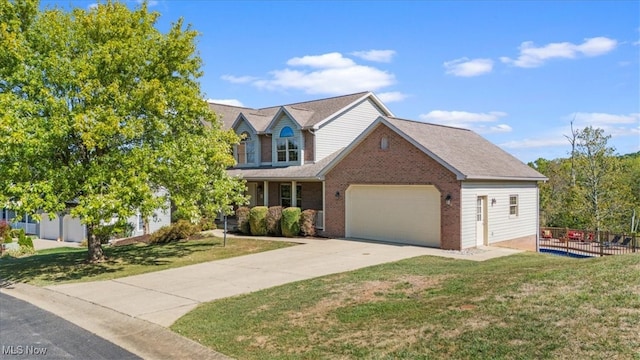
276, 126, 298, 162
236, 131, 255, 164
279, 126, 294, 137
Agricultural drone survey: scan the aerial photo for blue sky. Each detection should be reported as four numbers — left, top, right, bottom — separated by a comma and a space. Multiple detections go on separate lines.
42, 0, 639, 162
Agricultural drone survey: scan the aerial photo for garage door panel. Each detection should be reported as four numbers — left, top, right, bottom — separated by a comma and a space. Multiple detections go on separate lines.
346, 185, 440, 247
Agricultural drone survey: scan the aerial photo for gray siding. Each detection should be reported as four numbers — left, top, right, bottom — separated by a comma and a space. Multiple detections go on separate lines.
315, 99, 385, 161
460, 181, 539, 249
271, 114, 303, 166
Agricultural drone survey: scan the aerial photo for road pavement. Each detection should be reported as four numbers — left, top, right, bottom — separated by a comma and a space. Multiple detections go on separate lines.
0, 292, 139, 360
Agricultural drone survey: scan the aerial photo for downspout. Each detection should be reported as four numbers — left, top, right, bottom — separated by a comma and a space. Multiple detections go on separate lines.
536, 183, 540, 253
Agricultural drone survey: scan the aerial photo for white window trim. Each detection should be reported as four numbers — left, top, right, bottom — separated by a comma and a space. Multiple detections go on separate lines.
137, 212, 144, 232
509, 195, 519, 218
235, 132, 255, 166
274, 126, 301, 165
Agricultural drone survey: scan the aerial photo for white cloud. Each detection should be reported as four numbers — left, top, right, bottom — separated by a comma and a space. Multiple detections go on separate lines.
571, 112, 639, 125
207, 99, 244, 107
351, 50, 396, 63
226, 52, 396, 95
500, 137, 569, 149
377, 91, 407, 103
501, 36, 618, 68
88, 3, 98, 9
221, 75, 258, 84
419, 110, 510, 133
501, 112, 639, 150
443, 58, 493, 77
287, 52, 355, 68
570, 112, 640, 137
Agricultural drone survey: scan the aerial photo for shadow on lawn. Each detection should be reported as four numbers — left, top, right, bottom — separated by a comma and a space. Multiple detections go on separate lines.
0, 239, 221, 286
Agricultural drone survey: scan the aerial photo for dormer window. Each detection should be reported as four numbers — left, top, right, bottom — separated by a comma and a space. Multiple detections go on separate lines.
236, 131, 255, 165
276, 126, 298, 162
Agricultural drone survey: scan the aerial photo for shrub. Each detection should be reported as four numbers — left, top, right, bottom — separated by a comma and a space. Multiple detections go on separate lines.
149, 220, 199, 244
249, 206, 268, 236
0, 221, 11, 243
93, 221, 134, 244
236, 207, 251, 234
265, 206, 283, 236
281, 207, 301, 237
199, 217, 217, 231
17, 232, 34, 249
9, 228, 25, 241
300, 209, 317, 237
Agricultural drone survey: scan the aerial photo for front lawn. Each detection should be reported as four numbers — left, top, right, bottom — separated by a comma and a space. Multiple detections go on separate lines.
0, 237, 295, 286
172, 252, 640, 359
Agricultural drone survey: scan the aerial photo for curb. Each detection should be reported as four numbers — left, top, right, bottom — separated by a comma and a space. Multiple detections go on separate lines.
0, 282, 231, 360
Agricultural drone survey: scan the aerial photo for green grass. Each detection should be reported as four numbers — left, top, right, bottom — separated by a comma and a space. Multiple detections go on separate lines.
172, 252, 640, 360
0, 237, 295, 286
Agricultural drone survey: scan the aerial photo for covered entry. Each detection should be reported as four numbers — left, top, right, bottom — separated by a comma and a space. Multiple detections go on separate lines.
345, 185, 441, 247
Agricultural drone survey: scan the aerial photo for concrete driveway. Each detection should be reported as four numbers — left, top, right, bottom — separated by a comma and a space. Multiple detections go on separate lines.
2, 232, 522, 359
44, 231, 522, 327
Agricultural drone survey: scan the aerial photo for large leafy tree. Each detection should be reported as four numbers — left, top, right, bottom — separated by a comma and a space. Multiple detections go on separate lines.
0, 0, 246, 261
573, 127, 629, 234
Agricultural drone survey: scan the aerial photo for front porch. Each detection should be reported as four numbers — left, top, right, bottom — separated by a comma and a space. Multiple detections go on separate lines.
244, 180, 325, 230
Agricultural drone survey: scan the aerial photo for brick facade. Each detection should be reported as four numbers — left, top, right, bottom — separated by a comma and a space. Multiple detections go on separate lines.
323, 123, 462, 250
259, 134, 271, 163
304, 130, 315, 163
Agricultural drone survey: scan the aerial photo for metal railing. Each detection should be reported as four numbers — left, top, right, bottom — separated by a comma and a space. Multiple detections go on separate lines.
540, 227, 637, 257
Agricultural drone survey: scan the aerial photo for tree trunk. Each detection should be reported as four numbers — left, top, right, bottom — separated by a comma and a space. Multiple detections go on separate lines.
86, 224, 105, 262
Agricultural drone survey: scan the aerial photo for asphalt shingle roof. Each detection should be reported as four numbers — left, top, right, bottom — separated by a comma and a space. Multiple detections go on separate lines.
208, 92, 374, 132
383, 117, 546, 180
227, 149, 343, 180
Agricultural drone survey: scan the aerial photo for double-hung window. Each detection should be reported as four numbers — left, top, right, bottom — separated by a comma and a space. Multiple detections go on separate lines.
280, 184, 302, 208
276, 126, 298, 163
509, 195, 519, 217
236, 132, 255, 165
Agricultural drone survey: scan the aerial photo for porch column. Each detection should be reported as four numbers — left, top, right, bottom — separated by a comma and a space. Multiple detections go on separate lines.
263, 181, 269, 206
291, 180, 297, 207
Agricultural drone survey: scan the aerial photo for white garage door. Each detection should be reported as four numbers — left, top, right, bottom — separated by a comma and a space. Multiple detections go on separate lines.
345, 185, 441, 247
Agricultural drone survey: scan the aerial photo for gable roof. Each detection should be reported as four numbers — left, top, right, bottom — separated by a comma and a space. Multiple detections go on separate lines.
207, 92, 393, 134
321, 116, 547, 181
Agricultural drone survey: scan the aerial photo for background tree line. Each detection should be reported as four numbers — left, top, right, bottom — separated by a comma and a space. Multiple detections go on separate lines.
529, 126, 639, 234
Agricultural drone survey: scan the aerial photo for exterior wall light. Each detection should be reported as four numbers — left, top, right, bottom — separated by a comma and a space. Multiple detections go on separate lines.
335, 191, 340, 199
445, 194, 452, 206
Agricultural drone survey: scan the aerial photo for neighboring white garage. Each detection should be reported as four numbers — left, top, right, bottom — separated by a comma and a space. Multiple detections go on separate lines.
345, 184, 441, 247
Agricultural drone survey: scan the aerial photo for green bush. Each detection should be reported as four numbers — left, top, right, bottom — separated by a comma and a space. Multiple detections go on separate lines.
149, 220, 199, 244
9, 228, 25, 241
282, 207, 301, 237
235, 207, 251, 234
300, 209, 317, 237
249, 206, 268, 236
93, 221, 135, 244
265, 206, 283, 236
17, 231, 34, 249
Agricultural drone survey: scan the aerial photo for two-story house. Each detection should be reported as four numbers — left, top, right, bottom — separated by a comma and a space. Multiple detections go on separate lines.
209, 92, 546, 250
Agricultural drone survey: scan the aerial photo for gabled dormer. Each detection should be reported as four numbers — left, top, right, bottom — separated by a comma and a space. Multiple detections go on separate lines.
231, 114, 259, 167
268, 110, 303, 167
